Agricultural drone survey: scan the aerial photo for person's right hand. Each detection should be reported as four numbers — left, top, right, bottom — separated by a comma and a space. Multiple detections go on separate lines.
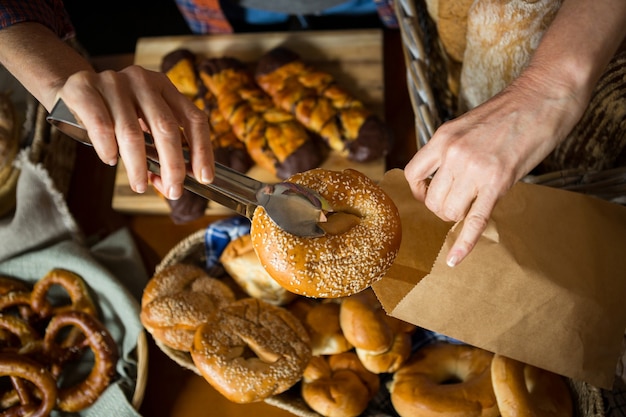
56, 66, 214, 200
404, 72, 585, 267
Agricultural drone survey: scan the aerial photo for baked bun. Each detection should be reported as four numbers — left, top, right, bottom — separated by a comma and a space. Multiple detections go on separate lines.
251, 168, 402, 298
356, 330, 412, 374
301, 351, 379, 417
255, 46, 391, 162
190, 297, 311, 403
140, 263, 235, 351
491, 353, 573, 417
220, 233, 296, 306
288, 298, 353, 356
390, 343, 499, 417
339, 289, 394, 354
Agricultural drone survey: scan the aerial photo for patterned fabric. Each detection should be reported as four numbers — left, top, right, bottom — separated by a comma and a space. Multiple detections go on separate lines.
174, 0, 397, 34
203, 216, 251, 269
174, 0, 233, 34
0, 0, 74, 39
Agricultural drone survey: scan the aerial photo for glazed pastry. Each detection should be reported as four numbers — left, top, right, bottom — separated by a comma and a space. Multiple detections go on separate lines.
255, 46, 391, 162
160, 49, 253, 223
161, 48, 253, 172
198, 56, 324, 179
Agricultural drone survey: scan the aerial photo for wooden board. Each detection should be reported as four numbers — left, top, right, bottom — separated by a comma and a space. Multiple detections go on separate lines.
112, 29, 386, 215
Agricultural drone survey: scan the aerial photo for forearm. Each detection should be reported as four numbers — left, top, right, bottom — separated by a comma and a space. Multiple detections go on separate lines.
521, 0, 626, 115
0, 22, 94, 111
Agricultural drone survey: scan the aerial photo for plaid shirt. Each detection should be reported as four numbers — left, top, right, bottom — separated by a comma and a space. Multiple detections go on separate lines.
0, 0, 74, 39
175, 0, 398, 34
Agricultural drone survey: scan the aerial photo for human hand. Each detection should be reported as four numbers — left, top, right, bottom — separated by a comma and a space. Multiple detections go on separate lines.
56, 66, 214, 200
404, 79, 580, 267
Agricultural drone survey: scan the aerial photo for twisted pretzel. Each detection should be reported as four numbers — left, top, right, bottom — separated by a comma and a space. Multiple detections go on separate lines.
42, 310, 118, 412
0, 352, 58, 417
30, 268, 97, 318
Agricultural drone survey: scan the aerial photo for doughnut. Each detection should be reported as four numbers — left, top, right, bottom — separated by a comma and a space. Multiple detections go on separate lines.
190, 297, 311, 403
250, 168, 402, 298
140, 263, 235, 351
491, 353, 573, 417
389, 343, 499, 417
301, 351, 380, 417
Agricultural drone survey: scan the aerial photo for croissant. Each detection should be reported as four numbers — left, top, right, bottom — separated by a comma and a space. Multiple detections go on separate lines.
198, 57, 324, 179
255, 47, 391, 162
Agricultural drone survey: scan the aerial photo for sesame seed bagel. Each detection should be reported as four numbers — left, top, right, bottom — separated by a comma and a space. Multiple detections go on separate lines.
250, 168, 402, 298
190, 297, 311, 403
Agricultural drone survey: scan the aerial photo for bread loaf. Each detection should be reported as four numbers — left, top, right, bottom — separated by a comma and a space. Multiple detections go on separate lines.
459, 0, 562, 110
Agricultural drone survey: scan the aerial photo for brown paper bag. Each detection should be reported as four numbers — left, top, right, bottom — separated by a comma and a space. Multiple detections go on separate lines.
372, 168, 626, 389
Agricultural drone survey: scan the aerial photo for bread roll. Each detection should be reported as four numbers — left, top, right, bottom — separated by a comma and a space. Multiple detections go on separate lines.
220, 234, 295, 306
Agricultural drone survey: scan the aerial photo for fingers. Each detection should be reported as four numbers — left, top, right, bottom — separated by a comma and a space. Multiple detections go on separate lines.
445, 192, 496, 267
57, 67, 214, 200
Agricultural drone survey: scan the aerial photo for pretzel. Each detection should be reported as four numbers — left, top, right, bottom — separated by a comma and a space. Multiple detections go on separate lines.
0, 314, 40, 354
30, 268, 97, 318
42, 310, 119, 412
0, 287, 34, 322
0, 352, 58, 417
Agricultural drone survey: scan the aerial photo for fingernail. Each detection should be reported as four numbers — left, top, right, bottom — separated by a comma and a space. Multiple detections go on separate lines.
446, 253, 458, 268
168, 185, 182, 200
107, 158, 118, 166
201, 168, 213, 184
135, 182, 147, 194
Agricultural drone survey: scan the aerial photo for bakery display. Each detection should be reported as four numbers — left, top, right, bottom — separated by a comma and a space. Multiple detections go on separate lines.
0, 269, 120, 414
198, 56, 325, 180
491, 353, 573, 417
255, 46, 391, 162
250, 168, 402, 298
190, 297, 312, 403
145, 223, 580, 417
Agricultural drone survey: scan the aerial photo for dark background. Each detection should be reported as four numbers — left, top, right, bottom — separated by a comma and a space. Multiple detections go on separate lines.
62, 0, 385, 57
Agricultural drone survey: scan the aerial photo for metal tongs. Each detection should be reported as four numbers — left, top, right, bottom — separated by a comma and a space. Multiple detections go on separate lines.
47, 99, 330, 237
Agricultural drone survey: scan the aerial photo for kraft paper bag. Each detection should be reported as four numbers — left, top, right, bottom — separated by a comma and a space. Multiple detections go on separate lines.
372, 168, 626, 389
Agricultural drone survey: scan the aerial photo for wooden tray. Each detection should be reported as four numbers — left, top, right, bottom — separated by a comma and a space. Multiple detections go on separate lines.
112, 29, 387, 215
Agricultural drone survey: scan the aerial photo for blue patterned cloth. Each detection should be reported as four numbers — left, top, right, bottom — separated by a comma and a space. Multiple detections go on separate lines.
203, 216, 251, 269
